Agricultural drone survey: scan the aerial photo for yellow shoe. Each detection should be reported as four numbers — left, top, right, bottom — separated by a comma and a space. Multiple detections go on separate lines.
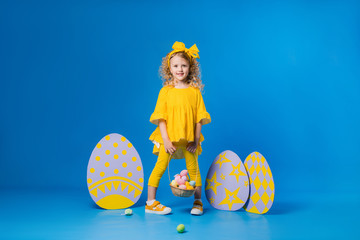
145, 201, 172, 215
190, 200, 203, 215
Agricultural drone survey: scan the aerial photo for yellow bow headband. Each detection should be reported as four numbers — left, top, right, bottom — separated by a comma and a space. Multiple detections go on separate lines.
167, 41, 200, 67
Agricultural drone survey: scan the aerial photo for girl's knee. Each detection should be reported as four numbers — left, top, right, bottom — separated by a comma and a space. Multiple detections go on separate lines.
151, 165, 167, 178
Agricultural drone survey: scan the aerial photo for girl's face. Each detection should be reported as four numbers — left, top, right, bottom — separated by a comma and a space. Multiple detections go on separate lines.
169, 55, 190, 83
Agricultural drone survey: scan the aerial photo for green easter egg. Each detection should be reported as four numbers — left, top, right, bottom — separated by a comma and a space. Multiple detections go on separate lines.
125, 208, 133, 216
177, 224, 185, 233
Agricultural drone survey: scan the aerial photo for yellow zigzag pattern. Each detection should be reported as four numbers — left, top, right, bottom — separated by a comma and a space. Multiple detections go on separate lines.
89, 180, 142, 199
88, 176, 143, 199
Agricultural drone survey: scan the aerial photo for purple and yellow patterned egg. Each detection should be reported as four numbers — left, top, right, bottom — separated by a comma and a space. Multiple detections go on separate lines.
205, 150, 249, 211
87, 133, 144, 209
243, 152, 275, 214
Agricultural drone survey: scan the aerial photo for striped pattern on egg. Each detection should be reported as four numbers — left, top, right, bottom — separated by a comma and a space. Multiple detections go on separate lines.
243, 152, 275, 214
205, 150, 249, 211
87, 133, 144, 209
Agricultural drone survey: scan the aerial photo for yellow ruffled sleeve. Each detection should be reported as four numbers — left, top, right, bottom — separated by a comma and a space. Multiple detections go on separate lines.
150, 87, 168, 125
196, 89, 211, 125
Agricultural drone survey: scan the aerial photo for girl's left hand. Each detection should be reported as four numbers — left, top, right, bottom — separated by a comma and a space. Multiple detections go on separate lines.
186, 141, 198, 153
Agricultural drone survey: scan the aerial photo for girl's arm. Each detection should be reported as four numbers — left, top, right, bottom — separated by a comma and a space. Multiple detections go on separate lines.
187, 122, 202, 153
194, 122, 202, 145
159, 119, 176, 155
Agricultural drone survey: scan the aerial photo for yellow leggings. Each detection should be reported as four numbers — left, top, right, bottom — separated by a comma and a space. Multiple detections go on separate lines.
148, 143, 202, 188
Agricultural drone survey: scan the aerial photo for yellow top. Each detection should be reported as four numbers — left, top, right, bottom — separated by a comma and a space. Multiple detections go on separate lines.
149, 86, 211, 159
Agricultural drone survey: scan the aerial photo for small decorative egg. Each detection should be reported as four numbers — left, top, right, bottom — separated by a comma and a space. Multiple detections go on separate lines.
180, 170, 188, 176
177, 224, 185, 233
181, 176, 188, 181
179, 185, 187, 190
171, 180, 178, 187
205, 150, 249, 211
176, 176, 185, 185
124, 208, 133, 216
87, 133, 144, 209
243, 152, 275, 214
189, 181, 196, 187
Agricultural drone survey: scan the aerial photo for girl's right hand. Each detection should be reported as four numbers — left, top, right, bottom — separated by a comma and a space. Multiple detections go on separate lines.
164, 140, 176, 155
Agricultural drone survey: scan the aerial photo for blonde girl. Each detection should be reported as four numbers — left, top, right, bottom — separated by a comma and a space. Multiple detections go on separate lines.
145, 41, 211, 215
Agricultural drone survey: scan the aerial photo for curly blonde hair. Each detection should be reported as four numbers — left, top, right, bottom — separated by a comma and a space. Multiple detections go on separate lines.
159, 51, 204, 92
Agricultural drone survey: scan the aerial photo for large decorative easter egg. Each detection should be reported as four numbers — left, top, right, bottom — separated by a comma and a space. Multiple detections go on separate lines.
205, 150, 249, 211
87, 133, 144, 209
243, 152, 275, 214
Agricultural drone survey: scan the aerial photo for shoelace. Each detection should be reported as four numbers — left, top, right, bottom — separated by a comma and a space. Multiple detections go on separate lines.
193, 204, 202, 209
153, 202, 164, 210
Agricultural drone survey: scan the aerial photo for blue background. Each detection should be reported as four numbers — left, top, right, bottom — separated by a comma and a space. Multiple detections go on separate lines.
1, 0, 359, 239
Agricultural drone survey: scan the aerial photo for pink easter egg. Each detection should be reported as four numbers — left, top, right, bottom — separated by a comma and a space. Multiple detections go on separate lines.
180, 170, 188, 177
177, 178, 185, 185
175, 175, 181, 182
181, 176, 188, 181
179, 185, 187, 190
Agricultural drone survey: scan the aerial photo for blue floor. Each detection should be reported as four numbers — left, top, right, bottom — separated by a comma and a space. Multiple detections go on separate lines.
1, 188, 359, 240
